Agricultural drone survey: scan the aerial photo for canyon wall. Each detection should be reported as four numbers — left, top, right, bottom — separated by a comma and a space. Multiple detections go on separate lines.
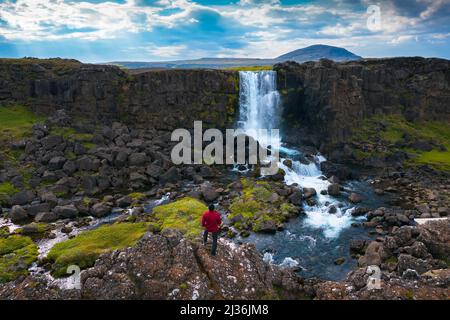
0, 58, 239, 130
275, 57, 450, 146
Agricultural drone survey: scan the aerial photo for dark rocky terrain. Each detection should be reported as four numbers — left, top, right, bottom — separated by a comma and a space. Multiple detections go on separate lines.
0, 57, 448, 300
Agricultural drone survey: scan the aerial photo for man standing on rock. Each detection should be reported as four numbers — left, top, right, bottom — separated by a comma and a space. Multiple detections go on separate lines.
201, 204, 222, 256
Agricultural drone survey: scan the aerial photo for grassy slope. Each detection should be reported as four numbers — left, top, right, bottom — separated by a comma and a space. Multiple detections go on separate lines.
351, 115, 450, 171
0, 105, 45, 143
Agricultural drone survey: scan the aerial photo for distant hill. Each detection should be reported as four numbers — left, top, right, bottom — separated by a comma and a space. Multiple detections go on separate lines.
276, 45, 362, 62
109, 45, 362, 69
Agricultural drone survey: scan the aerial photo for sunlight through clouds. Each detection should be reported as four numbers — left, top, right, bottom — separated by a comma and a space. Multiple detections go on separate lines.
0, 0, 448, 61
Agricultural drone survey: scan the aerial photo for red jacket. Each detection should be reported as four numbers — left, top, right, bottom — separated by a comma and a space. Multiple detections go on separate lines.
201, 210, 222, 233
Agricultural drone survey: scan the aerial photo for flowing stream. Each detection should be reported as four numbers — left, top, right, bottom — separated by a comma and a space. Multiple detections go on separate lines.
237, 71, 386, 280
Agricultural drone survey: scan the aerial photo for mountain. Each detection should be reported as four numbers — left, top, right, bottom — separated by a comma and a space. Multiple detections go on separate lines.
276, 45, 362, 62
109, 44, 362, 69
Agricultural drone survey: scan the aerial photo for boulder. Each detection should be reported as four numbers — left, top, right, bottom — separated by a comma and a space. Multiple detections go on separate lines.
288, 190, 302, 205
201, 183, 219, 202
128, 153, 148, 166
53, 205, 79, 219
114, 150, 128, 167
34, 212, 58, 223
145, 164, 164, 179
48, 156, 66, 170
303, 188, 316, 199
25, 203, 50, 217
327, 183, 340, 196
348, 192, 362, 203
41, 135, 63, 150
257, 220, 277, 234
91, 203, 111, 218
357, 241, 385, 267
116, 196, 132, 208
10, 190, 35, 206
10, 205, 28, 224
159, 167, 180, 185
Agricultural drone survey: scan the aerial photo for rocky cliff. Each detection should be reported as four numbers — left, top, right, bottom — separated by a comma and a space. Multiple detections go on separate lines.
0, 58, 239, 130
275, 58, 450, 147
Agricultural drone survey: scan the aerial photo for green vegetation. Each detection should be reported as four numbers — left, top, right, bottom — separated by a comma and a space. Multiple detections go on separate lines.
229, 178, 297, 232
350, 114, 450, 171
47, 222, 149, 277
151, 197, 208, 239
17, 223, 52, 239
225, 66, 273, 71
50, 126, 95, 149
0, 104, 45, 143
128, 192, 146, 201
0, 58, 81, 74
0, 235, 38, 283
0, 182, 19, 205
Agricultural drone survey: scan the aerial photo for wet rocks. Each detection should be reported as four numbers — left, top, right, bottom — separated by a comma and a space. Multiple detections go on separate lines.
348, 192, 362, 203
303, 187, 316, 198
327, 183, 340, 197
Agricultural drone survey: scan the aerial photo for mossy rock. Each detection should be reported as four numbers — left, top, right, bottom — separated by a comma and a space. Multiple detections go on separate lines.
228, 178, 294, 233
151, 197, 208, 239
47, 222, 149, 277
128, 192, 147, 201
0, 235, 38, 283
17, 223, 52, 239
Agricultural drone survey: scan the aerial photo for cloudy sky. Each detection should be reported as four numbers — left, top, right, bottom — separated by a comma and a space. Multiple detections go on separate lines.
0, 0, 449, 62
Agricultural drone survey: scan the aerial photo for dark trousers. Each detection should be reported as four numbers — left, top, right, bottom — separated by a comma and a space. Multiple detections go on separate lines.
203, 230, 219, 256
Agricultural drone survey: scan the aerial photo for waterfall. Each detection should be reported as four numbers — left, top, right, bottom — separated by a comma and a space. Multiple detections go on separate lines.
238, 71, 281, 147
238, 70, 356, 238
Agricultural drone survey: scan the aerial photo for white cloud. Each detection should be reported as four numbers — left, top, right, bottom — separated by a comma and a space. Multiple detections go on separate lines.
0, 0, 199, 41
389, 35, 415, 44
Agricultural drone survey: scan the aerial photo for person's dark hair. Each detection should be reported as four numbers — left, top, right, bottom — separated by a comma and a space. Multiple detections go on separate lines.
208, 204, 215, 211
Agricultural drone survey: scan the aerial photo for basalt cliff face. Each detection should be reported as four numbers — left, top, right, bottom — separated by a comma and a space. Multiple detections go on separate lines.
0, 59, 239, 130
275, 57, 450, 147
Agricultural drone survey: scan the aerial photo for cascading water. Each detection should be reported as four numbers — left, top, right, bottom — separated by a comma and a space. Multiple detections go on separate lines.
238, 71, 281, 147
237, 71, 385, 280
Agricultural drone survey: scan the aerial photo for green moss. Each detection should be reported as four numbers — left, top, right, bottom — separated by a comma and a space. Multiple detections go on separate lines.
0, 235, 38, 283
17, 223, 51, 236
0, 182, 19, 205
47, 222, 149, 277
151, 197, 207, 239
404, 290, 414, 300
0, 182, 19, 197
0, 105, 45, 143
128, 192, 146, 201
50, 127, 94, 141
